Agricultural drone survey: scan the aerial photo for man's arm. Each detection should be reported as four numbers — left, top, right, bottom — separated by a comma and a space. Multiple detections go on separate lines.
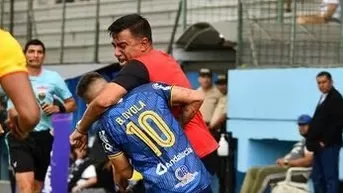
78, 83, 127, 133
52, 73, 77, 113
287, 151, 313, 167
297, 4, 338, 24
321, 93, 343, 146
1, 72, 40, 133
62, 98, 76, 113
110, 153, 134, 192
77, 60, 149, 134
170, 86, 204, 126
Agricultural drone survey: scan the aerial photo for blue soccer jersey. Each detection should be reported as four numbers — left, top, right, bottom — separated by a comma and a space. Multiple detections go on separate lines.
97, 83, 211, 193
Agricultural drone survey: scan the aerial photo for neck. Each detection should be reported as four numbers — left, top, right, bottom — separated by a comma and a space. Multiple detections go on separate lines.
144, 46, 154, 54
27, 66, 42, 76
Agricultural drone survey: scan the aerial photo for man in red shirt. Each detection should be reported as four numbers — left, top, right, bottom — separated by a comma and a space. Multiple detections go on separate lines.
70, 14, 218, 175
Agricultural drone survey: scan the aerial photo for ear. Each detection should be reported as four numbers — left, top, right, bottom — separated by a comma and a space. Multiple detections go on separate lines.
140, 37, 150, 52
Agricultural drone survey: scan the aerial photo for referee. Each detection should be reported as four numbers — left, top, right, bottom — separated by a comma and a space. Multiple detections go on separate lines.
6, 39, 76, 193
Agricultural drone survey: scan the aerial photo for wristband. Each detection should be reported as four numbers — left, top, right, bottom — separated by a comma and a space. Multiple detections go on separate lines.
76, 121, 87, 135
58, 104, 66, 113
76, 127, 87, 135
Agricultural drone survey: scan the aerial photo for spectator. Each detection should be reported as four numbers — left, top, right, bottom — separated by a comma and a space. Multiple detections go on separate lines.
297, 0, 341, 24
209, 74, 228, 135
240, 114, 313, 193
306, 71, 343, 193
68, 147, 97, 193
197, 68, 223, 126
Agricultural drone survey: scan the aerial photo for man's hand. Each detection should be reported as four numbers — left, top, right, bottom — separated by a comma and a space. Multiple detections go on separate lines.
69, 129, 87, 151
42, 104, 60, 116
7, 109, 29, 140
71, 186, 81, 193
276, 158, 285, 167
114, 172, 129, 193
0, 124, 4, 135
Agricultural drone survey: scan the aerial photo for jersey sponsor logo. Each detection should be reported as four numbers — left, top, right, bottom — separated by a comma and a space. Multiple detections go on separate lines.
98, 130, 114, 153
152, 83, 171, 91
174, 165, 198, 188
155, 147, 193, 175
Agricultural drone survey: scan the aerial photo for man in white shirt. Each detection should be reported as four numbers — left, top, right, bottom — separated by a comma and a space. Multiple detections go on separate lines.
297, 0, 341, 24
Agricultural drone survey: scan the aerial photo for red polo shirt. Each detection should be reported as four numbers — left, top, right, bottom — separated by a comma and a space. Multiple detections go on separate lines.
113, 49, 218, 158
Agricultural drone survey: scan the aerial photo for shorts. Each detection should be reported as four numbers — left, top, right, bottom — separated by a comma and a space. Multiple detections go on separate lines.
6, 130, 54, 181
201, 150, 218, 176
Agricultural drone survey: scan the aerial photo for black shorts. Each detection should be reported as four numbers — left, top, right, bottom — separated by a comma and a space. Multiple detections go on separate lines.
6, 130, 54, 181
200, 150, 218, 176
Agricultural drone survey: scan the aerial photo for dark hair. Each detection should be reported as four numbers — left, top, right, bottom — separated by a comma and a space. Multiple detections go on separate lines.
107, 14, 152, 42
317, 71, 332, 80
24, 39, 46, 54
76, 72, 103, 99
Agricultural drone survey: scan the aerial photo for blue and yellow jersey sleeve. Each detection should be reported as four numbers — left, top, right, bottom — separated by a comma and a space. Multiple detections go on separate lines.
97, 128, 123, 159
0, 29, 27, 78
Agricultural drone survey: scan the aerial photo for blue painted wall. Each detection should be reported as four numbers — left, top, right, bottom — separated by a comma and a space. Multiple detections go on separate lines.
227, 68, 343, 192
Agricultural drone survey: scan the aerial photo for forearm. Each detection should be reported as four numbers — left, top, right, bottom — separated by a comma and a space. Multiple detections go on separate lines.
298, 15, 326, 24
9, 108, 35, 133
63, 100, 76, 113
78, 83, 127, 133
288, 158, 312, 167
78, 102, 106, 133
178, 102, 202, 126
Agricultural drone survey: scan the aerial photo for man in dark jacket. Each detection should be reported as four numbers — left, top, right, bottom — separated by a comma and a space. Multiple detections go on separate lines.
306, 71, 343, 193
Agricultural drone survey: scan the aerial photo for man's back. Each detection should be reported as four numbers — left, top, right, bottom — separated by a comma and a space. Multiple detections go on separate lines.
97, 83, 210, 193
135, 49, 218, 158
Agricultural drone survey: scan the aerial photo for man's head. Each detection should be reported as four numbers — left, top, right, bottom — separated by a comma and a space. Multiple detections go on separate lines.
198, 68, 213, 90
215, 74, 227, 95
108, 14, 153, 65
297, 114, 311, 136
24, 39, 46, 68
316, 71, 333, 94
76, 72, 108, 104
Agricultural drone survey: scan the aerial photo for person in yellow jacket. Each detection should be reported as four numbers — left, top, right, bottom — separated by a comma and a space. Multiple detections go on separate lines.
0, 29, 40, 139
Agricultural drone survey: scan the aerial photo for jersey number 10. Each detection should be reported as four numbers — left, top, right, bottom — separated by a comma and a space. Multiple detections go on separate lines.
126, 110, 176, 156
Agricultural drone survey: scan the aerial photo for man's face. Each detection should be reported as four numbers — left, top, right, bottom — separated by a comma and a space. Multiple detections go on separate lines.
198, 75, 212, 89
298, 124, 309, 136
316, 75, 332, 94
84, 79, 108, 104
111, 29, 147, 66
216, 84, 227, 95
25, 45, 45, 68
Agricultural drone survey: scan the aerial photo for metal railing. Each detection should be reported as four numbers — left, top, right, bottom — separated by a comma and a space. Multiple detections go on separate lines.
1, 0, 342, 67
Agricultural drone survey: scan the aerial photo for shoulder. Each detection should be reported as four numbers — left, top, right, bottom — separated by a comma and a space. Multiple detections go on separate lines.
330, 88, 343, 100
44, 70, 64, 81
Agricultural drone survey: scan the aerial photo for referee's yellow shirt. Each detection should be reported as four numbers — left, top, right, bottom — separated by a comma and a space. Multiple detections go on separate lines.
0, 29, 27, 78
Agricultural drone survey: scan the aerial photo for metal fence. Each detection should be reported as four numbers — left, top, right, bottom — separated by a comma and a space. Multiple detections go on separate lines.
1, 0, 342, 66
237, 0, 343, 67
0, 0, 236, 64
